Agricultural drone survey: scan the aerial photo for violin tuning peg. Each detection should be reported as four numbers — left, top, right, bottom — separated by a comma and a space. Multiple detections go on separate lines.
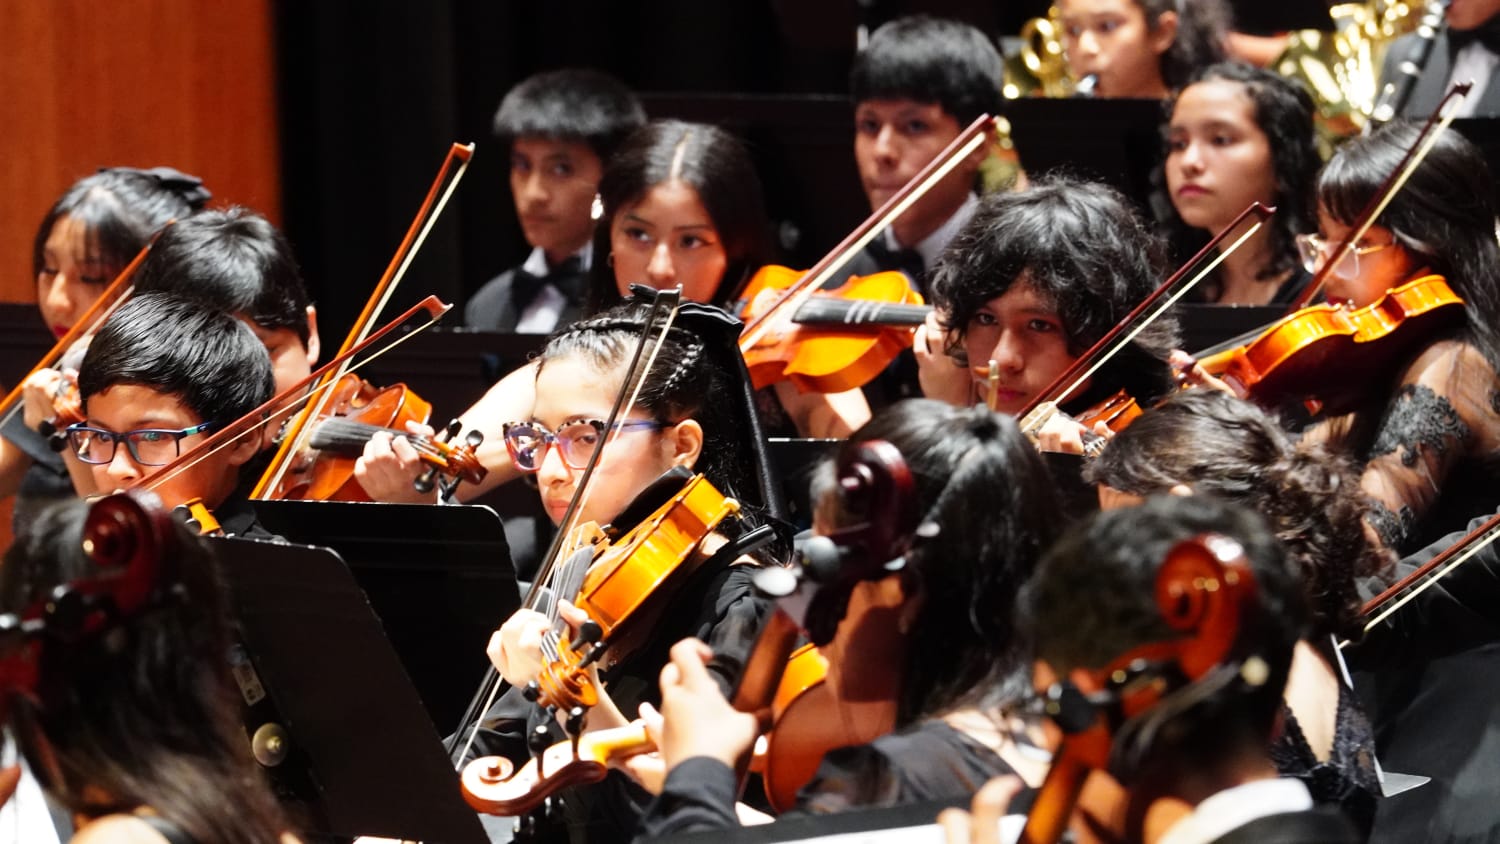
576, 620, 603, 648
528, 723, 553, 758
564, 706, 587, 740
442, 418, 462, 441
413, 467, 437, 494
466, 428, 485, 448
522, 680, 541, 703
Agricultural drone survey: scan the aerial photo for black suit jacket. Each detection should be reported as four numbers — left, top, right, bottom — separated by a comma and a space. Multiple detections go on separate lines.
1380, 29, 1500, 118
463, 265, 589, 332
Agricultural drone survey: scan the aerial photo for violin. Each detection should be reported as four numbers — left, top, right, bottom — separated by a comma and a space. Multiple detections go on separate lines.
138, 297, 454, 510
253, 143, 477, 502
260, 373, 486, 500
530, 471, 744, 712
1196, 274, 1464, 414
738, 267, 929, 393
738, 114, 999, 393
1019, 534, 1261, 844
1188, 84, 1475, 415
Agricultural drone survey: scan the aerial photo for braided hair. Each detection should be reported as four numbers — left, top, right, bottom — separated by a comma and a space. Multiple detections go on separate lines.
535, 296, 784, 558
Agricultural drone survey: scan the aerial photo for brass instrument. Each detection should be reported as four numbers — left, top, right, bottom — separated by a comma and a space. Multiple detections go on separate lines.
1001, 1, 1422, 143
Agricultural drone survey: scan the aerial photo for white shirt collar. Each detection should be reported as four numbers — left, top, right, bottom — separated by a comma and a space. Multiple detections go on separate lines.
1157, 778, 1314, 844
519, 240, 594, 278
883, 191, 980, 272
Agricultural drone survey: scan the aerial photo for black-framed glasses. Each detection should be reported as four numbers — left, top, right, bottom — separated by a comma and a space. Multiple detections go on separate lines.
501, 418, 667, 473
64, 421, 215, 466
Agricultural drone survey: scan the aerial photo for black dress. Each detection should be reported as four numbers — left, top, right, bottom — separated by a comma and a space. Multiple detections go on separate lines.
636, 718, 1023, 839
461, 554, 773, 844
1268, 677, 1379, 837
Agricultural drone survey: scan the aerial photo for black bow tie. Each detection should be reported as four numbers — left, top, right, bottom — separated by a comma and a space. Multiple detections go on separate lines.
512, 256, 585, 312
865, 238, 926, 290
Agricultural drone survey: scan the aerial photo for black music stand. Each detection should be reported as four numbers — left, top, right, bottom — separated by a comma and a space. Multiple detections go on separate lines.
251, 500, 521, 731
213, 537, 488, 844
1179, 303, 1285, 357
1001, 97, 1164, 215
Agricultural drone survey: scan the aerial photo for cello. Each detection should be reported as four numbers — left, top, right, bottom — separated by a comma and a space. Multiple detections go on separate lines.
1018, 534, 1263, 844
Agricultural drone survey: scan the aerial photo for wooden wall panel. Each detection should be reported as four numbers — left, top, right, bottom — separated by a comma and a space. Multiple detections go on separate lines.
0, 0, 281, 305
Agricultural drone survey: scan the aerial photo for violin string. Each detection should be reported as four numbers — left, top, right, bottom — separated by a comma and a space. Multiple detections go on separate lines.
141, 307, 445, 494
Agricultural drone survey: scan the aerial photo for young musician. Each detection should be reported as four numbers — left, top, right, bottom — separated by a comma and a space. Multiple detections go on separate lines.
465, 298, 783, 842
634, 400, 1064, 834
1156, 63, 1320, 305
0, 496, 299, 844
466, 69, 646, 332
0, 167, 209, 530
1087, 390, 1387, 833
132, 207, 321, 394
65, 293, 275, 534
1055, 0, 1230, 99
919, 176, 1179, 437
358, 119, 859, 505
1294, 123, 1500, 554
1021, 495, 1362, 842
843, 15, 1004, 294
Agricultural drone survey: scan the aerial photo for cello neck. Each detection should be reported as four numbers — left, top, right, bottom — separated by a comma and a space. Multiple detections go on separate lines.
792, 298, 931, 328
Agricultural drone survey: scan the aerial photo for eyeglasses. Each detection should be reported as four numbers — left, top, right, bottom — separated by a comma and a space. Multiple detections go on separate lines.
65, 421, 215, 466
1294, 233, 1397, 280
501, 419, 667, 473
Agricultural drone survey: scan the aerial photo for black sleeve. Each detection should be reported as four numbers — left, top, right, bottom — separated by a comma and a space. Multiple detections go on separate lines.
1352, 507, 1500, 667
635, 756, 741, 839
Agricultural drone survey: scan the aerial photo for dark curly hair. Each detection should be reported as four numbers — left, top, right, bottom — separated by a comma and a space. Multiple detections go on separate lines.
1085, 390, 1391, 636
816, 400, 1064, 724
1153, 62, 1320, 300
930, 176, 1179, 407
1317, 122, 1500, 370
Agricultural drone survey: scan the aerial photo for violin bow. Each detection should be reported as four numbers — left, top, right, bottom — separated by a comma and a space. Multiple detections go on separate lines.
1290, 81, 1471, 311
447, 288, 685, 766
1355, 510, 1500, 637
136, 297, 453, 498
251, 143, 473, 499
0, 226, 167, 428
739, 114, 1001, 351
1014, 201, 1275, 425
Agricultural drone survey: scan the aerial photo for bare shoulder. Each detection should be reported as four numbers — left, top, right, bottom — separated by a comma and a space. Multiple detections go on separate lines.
1400, 337, 1496, 384
71, 815, 170, 844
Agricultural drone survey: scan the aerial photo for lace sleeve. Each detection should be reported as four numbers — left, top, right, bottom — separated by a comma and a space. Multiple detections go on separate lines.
1355, 339, 1500, 551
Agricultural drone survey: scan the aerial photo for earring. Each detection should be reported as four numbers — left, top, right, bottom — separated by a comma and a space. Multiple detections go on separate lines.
591, 194, 604, 221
